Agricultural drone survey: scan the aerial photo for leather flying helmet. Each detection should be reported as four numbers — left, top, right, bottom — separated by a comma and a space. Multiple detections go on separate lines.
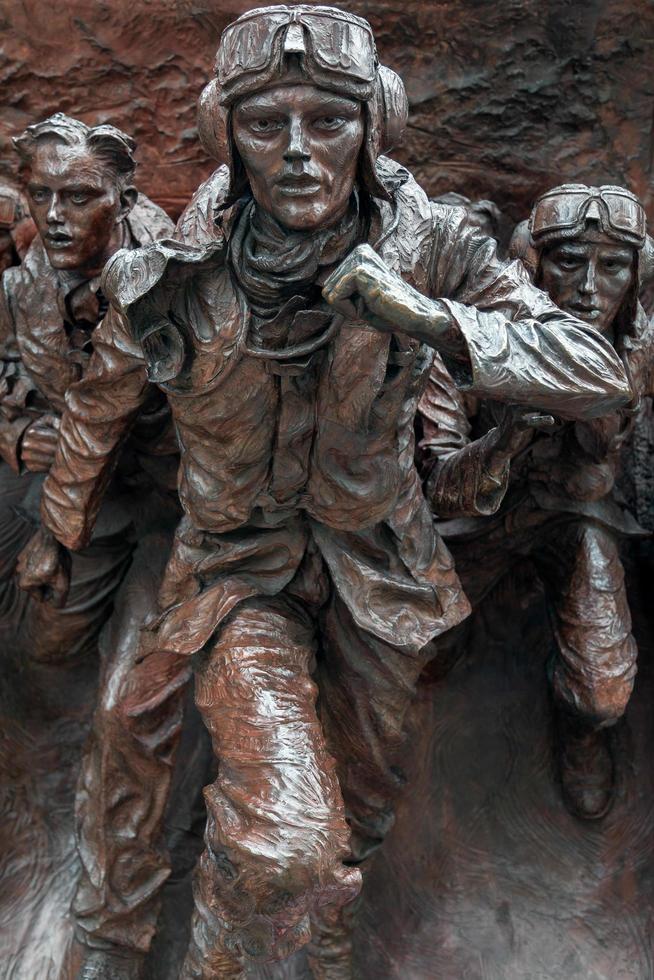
197, 5, 408, 201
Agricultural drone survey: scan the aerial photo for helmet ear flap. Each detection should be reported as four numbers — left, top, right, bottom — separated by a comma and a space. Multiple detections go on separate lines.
197, 78, 228, 161
377, 66, 408, 153
639, 233, 654, 290
508, 219, 539, 278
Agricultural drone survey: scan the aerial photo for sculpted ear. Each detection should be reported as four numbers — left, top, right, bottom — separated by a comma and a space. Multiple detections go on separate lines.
118, 185, 138, 221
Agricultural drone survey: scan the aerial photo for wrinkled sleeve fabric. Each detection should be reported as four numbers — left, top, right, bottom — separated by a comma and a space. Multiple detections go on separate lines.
0, 271, 33, 471
40, 306, 150, 550
428, 205, 631, 421
174, 165, 230, 247
418, 354, 509, 518
641, 314, 654, 399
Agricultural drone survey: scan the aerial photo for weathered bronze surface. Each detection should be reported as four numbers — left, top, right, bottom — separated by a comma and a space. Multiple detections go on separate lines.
1, 5, 653, 980
418, 183, 652, 823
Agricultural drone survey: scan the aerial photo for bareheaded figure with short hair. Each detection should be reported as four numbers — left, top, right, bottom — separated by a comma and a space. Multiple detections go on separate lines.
0, 113, 174, 664
16, 11, 632, 980
419, 183, 653, 821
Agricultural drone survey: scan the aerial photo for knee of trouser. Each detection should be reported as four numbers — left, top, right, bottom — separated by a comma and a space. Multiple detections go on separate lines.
200, 846, 360, 963
583, 676, 633, 728
207, 826, 359, 921
201, 793, 360, 955
553, 664, 634, 729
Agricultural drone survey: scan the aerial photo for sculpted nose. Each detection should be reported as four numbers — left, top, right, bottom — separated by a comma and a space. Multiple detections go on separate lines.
579, 260, 597, 295
283, 119, 310, 162
46, 194, 63, 224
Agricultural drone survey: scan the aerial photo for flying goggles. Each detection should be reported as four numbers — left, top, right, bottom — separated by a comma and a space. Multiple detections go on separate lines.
215, 5, 378, 105
529, 184, 646, 248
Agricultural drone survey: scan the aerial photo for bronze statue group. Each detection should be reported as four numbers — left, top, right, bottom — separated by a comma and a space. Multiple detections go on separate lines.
0, 6, 652, 979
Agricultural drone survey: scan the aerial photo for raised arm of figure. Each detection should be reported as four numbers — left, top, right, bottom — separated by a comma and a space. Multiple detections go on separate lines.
323, 210, 631, 421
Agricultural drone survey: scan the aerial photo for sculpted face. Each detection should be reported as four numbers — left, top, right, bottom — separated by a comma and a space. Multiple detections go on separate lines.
232, 84, 364, 232
539, 228, 635, 335
25, 140, 128, 273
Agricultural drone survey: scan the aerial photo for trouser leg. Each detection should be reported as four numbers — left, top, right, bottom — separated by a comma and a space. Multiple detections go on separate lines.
535, 520, 637, 729
302, 595, 450, 978
22, 529, 135, 663
182, 595, 360, 978
318, 593, 443, 864
73, 531, 191, 955
0, 465, 135, 664
315, 520, 517, 864
0, 464, 32, 595
534, 519, 636, 819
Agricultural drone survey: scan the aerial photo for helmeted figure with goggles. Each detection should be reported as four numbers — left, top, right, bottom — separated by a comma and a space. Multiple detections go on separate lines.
16, 10, 631, 979
419, 182, 653, 823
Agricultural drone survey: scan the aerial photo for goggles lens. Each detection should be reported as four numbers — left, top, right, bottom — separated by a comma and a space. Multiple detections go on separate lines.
600, 190, 646, 239
301, 14, 376, 81
217, 12, 290, 85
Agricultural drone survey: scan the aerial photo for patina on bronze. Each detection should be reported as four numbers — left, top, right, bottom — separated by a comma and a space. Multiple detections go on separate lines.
0, 178, 36, 275
419, 182, 652, 821
0, 113, 174, 670
15, 9, 631, 980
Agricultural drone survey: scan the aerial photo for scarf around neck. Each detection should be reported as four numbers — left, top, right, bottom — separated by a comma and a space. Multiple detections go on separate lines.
229, 194, 362, 318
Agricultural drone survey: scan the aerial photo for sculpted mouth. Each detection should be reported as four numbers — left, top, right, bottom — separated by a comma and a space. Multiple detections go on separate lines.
276, 177, 321, 196
567, 303, 601, 321
44, 231, 74, 247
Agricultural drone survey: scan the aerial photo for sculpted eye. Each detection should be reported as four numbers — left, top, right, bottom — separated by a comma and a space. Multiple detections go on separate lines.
250, 118, 283, 134
602, 258, 629, 273
556, 256, 582, 270
314, 116, 345, 131
71, 193, 89, 205
30, 189, 48, 204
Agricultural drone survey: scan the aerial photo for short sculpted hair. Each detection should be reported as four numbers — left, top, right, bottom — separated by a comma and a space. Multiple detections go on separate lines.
13, 113, 137, 189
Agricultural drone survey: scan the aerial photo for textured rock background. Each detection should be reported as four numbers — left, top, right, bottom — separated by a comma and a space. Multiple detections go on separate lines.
1, 0, 653, 222
2, 3, 654, 979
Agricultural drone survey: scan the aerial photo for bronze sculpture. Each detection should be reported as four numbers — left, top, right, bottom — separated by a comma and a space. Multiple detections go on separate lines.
419, 183, 652, 821
0, 178, 36, 274
0, 116, 179, 979
430, 191, 509, 256
0, 113, 174, 666
12, 9, 635, 979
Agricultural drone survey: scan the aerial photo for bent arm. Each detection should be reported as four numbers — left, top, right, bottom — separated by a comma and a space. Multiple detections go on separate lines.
323, 209, 631, 422
0, 272, 34, 471
40, 306, 150, 550
427, 210, 631, 421
418, 357, 510, 517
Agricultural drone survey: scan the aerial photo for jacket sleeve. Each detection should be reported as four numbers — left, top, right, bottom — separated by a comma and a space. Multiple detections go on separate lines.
417, 355, 510, 518
640, 314, 654, 399
174, 165, 230, 246
0, 271, 34, 472
40, 305, 150, 550
428, 205, 631, 422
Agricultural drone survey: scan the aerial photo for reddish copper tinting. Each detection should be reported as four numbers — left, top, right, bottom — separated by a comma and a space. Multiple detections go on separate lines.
1, 6, 652, 978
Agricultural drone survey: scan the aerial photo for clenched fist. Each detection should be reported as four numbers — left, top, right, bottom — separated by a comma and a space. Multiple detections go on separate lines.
322, 244, 464, 355
21, 414, 61, 473
16, 526, 71, 608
